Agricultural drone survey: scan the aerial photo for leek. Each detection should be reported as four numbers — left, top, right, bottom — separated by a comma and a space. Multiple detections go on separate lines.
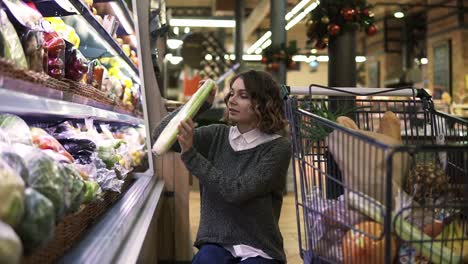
152, 79, 215, 156
348, 191, 460, 264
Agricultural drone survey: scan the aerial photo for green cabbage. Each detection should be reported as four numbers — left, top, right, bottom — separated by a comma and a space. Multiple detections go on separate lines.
0, 220, 22, 264
0, 114, 32, 145
59, 164, 85, 213
17, 147, 65, 220
16, 188, 55, 253
0, 159, 25, 228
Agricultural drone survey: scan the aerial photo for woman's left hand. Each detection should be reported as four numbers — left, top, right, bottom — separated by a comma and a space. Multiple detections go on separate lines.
178, 118, 195, 153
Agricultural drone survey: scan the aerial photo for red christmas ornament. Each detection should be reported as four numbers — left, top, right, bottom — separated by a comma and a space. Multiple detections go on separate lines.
315, 40, 327, 50
341, 8, 356, 21
261, 57, 267, 64
327, 24, 341, 36
366, 24, 378, 36
360, 8, 370, 17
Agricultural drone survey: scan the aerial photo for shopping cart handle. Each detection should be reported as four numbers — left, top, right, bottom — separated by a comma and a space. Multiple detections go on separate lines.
283, 84, 432, 99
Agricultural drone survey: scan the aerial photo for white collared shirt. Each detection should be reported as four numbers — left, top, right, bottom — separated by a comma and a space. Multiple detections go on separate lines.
224, 126, 281, 261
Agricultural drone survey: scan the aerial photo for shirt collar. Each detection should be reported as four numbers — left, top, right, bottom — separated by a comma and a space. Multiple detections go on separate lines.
230, 126, 262, 144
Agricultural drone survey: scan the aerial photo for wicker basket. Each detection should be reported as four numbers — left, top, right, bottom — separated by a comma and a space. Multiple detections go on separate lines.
22, 175, 134, 264
0, 58, 69, 93
65, 80, 115, 107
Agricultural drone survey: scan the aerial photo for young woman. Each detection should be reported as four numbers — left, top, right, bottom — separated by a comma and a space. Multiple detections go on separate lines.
153, 70, 291, 264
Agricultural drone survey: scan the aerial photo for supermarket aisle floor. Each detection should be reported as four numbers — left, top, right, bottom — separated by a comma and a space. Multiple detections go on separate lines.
189, 191, 302, 264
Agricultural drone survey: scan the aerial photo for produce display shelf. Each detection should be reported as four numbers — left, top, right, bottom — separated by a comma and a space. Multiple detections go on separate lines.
94, 0, 135, 33
66, 0, 140, 79
60, 172, 164, 263
0, 88, 143, 125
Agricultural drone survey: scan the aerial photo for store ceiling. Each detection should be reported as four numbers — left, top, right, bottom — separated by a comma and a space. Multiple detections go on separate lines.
165, 0, 419, 53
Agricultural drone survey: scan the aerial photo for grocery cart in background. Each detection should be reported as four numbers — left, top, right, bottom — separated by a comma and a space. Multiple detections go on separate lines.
283, 84, 468, 264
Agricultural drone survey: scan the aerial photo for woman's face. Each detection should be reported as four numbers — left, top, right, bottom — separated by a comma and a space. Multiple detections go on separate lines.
227, 78, 258, 127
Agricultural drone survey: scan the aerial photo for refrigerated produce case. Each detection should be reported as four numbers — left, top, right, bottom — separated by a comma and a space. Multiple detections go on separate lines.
0, 0, 168, 262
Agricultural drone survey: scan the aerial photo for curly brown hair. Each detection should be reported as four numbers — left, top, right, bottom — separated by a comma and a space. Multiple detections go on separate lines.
223, 70, 288, 134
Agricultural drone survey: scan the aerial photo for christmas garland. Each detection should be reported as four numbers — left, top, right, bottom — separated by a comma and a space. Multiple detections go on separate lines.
261, 41, 298, 71
306, 0, 378, 50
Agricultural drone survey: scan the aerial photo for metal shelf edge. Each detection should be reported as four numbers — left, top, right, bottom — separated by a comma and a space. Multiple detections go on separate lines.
0, 89, 143, 125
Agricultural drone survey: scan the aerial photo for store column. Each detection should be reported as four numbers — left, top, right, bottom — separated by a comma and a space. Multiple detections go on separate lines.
270, 0, 287, 84
328, 27, 357, 111
235, 0, 244, 65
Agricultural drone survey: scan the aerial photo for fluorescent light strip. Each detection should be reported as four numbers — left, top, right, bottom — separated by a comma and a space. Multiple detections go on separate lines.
261, 39, 272, 49
109, 2, 133, 34
247, 31, 272, 54
356, 56, 367, 62
285, 1, 319, 30
167, 39, 183, 49
242, 54, 262, 61
170, 18, 235, 28
285, 0, 311, 21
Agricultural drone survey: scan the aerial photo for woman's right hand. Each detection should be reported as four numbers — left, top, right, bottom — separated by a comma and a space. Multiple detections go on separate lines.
198, 80, 217, 105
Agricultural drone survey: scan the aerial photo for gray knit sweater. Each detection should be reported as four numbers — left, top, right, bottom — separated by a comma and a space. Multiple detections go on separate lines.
152, 105, 291, 263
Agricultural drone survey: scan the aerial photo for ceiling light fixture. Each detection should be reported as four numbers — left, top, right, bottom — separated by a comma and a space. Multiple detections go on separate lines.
246, 31, 272, 54
285, 0, 311, 20
167, 39, 183, 49
247, 1, 319, 54
394, 11, 405, 18
285, 1, 319, 30
242, 54, 262, 61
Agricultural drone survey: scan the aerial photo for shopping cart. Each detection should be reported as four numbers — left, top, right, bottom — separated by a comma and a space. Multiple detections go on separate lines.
283, 84, 468, 264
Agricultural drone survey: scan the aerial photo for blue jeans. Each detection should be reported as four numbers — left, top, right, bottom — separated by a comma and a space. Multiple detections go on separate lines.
192, 244, 280, 264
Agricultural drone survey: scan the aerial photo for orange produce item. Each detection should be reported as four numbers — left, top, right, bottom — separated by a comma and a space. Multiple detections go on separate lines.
422, 220, 444, 238
342, 221, 397, 264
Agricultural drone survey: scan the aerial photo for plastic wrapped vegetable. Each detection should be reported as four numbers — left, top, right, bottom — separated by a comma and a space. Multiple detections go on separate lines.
0, 149, 29, 182
43, 31, 65, 79
65, 42, 88, 81
58, 138, 96, 164
15, 145, 66, 220
16, 188, 55, 253
59, 164, 85, 213
0, 114, 32, 145
44, 17, 80, 49
31, 127, 74, 163
0, 9, 28, 69
97, 140, 119, 169
83, 180, 100, 203
0, 159, 25, 227
152, 79, 215, 155
0, 220, 22, 264
2, 0, 45, 72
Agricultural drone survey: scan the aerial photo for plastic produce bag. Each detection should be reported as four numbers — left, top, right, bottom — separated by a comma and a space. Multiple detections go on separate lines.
0, 159, 25, 228
0, 9, 28, 69
0, 220, 22, 264
14, 144, 66, 220
58, 164, 85, 213
0, 147, 29, 182
16, 188, 55, 253
0, 114, 32, 145
74, 154, 122, 193
31, 127, 74, 163
2, 0, 45, 72
306, 188, 367, 263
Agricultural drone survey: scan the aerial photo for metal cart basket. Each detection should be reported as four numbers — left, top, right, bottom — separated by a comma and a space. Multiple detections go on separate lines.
284, 85, 468, 264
